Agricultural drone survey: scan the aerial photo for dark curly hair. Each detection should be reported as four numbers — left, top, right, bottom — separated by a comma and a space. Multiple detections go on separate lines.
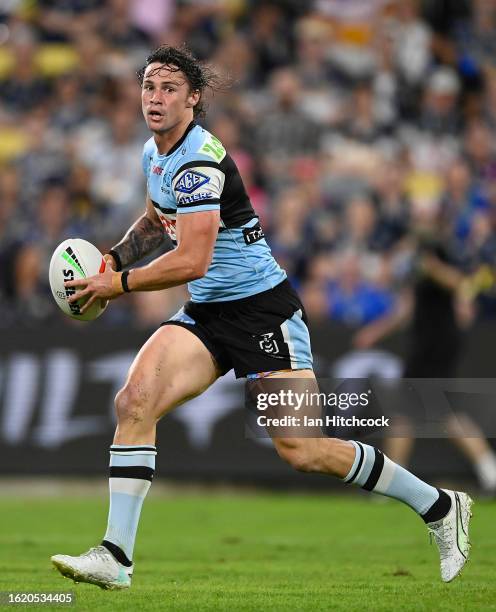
137, 44, 222, 118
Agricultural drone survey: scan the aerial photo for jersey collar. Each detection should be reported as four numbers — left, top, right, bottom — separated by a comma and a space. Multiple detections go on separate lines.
162, 120, 196, 157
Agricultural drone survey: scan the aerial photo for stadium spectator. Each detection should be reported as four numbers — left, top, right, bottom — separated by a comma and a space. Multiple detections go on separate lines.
50, 72, 89, 132
100, 0, 151, 52
255, 67, 321, 190
370, 161, 410, 251
1, 37, 50, 113
456, 0, 496, 71
391, 0, 432, 88
463, 119, 496, 184
294, 17, 343, 127
15, 111, 70, 203
328, 249, 395, 326
246, 2, 295, 84
340, 194, 378, 251
339, 77, 395, 147
418, 67, 462, 136
441, 158, 489, 247
269, 187, 309, 280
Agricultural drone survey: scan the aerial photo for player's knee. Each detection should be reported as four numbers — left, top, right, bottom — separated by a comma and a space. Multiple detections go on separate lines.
274, 439, 319, 473
114, 382, 150, 426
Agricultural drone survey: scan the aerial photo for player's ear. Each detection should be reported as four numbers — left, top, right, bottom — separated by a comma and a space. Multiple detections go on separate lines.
186, 89, 201, 109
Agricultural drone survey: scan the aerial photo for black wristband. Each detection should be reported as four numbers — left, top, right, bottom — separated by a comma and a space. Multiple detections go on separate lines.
108, 249, 122, 272
121, 270, 131, 293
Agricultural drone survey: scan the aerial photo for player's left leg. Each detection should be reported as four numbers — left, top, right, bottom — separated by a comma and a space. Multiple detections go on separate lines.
52, 325, 222, 590
268, 370, 473, 583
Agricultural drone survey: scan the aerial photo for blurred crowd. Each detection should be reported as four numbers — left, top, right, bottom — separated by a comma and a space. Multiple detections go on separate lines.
1, 0, 496, 333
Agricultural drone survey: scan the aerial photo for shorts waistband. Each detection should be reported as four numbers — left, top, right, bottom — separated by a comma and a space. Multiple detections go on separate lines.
189, 279, 292, 313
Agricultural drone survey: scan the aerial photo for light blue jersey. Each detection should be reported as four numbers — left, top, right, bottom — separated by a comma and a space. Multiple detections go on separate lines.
143, 122, 286, 302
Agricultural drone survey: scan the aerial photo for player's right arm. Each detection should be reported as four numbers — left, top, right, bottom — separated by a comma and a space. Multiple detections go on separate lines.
106, 195, 166, 271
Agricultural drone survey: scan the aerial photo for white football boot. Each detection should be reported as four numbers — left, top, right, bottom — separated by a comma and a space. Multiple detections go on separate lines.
51, 545, 132, 590
427, 490, 473, 582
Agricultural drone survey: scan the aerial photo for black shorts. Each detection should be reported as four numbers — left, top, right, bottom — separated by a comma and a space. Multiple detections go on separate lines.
162, 279, 313, 378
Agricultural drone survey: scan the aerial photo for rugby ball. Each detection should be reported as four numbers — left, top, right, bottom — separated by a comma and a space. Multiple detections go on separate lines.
49, 238, 108, 321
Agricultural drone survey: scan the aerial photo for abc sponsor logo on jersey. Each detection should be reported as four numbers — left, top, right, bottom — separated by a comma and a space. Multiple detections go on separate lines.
176, 170, 210, 194
179, 191, 215, 205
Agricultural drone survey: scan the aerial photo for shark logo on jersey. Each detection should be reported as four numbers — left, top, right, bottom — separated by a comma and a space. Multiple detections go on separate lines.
176, 170, 210, 194
161, 171, 172, 194
258, 332, 279, 355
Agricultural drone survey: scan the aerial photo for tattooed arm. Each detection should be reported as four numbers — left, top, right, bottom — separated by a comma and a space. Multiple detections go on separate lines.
65, 209, 219, 314
107, 196, 166, 271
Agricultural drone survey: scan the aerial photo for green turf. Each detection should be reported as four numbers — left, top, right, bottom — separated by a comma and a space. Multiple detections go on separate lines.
0, 492, 494, 611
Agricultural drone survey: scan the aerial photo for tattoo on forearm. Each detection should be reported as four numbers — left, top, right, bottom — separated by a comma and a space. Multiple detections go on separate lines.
112, 216, 165, 268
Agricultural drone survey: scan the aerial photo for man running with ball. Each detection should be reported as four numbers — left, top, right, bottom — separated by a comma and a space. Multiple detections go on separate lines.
52, 45, 472, 589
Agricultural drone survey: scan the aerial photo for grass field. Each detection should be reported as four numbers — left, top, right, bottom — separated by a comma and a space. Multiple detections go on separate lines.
0, 491, 494, 611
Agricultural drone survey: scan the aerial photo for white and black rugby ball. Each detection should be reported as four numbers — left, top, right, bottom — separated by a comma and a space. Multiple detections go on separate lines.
49, 238, 108, 321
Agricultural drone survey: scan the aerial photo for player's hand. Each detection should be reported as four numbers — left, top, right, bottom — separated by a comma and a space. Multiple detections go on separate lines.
64, 267, 124, 314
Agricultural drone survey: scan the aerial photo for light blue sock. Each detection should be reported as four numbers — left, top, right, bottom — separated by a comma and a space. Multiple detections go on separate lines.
102, 444, 156, 565
343, 440, 439, 515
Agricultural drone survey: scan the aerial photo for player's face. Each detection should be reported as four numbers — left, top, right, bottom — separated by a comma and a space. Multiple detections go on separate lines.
141, 63, 199, 133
